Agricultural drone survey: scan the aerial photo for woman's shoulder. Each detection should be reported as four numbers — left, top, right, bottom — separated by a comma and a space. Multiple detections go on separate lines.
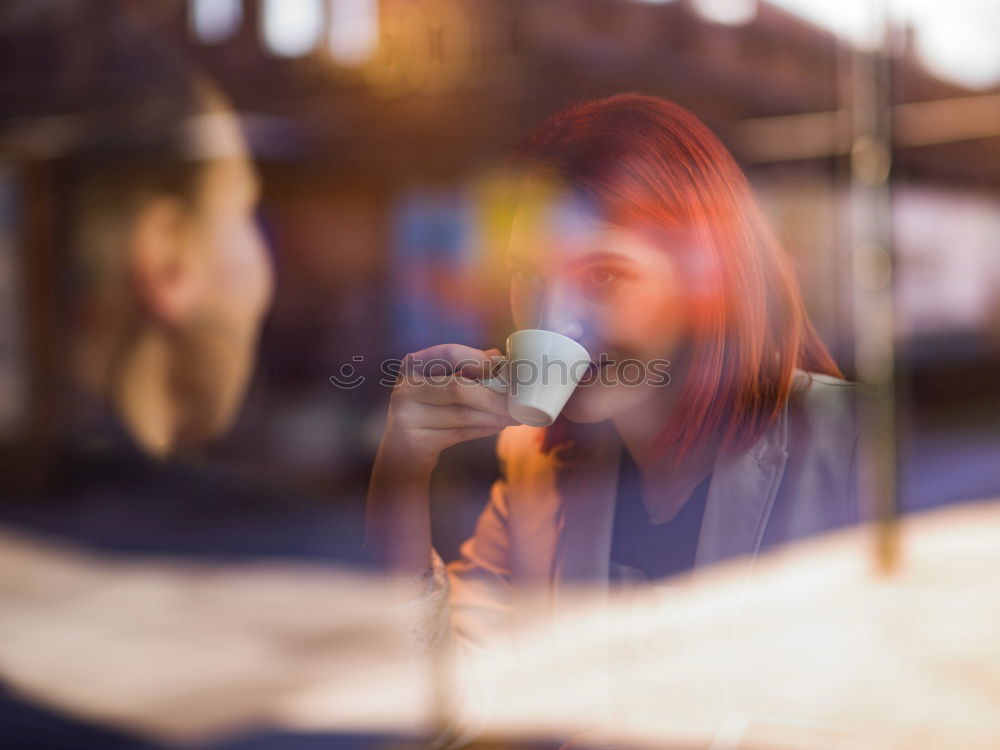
788, 369, 857, 425
784, 369, 859, 470
761, 370, 861, 543
745, 369, 856, 466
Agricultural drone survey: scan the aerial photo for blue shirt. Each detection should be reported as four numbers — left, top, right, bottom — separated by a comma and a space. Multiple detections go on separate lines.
609, 445, 711, 580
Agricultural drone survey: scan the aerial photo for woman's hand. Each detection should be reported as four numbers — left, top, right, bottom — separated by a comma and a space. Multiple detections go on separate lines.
377, 343, 516, 477
366, 344, 515, 573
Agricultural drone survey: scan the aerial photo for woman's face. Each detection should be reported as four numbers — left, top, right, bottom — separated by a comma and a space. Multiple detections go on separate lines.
175, 109, 273, 441
506, 195, 686, 424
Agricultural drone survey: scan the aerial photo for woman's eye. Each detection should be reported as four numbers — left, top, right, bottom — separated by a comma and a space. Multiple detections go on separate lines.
586, 267, 620, 286
511, 268, 541, 284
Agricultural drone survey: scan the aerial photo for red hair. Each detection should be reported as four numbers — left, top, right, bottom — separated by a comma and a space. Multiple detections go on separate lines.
513, 93, 841, 465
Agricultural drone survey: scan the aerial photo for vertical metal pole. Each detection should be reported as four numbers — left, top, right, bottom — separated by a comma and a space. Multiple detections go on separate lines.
849, 2, 899, 573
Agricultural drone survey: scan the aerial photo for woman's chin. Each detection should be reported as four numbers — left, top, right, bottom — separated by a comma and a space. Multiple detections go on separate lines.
561, 386, 615, 423
562, 380, 660, 424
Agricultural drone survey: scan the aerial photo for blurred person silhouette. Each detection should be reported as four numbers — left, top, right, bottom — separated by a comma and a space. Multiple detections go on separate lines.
0, 13, 377, 750
367, 94, 859, 743
0, 25, 279, 550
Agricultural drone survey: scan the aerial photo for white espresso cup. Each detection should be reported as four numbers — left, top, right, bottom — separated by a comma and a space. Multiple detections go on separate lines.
480, 329, 592, 427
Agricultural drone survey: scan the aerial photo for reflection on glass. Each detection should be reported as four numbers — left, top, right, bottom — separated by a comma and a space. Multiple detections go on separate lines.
328, 0, 379, 66
262, 0, 324, 58
190, 0, 243, 45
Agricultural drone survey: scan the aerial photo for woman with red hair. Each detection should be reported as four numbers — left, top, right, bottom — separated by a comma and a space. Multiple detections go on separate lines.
367, 93, 857, 670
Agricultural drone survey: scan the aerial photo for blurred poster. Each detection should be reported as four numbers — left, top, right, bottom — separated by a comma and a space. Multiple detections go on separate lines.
388, 187, 485, 353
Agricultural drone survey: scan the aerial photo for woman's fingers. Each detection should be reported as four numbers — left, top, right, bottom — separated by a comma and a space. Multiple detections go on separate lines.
406, 374, 511, 418
380, 344, 513, 460
402, 344, 502, 381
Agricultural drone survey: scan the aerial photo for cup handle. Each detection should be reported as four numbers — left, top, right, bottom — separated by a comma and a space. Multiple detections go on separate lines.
480, 355, 509, 395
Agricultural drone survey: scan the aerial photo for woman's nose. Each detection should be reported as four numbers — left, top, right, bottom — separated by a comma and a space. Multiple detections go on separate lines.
537, 284, 586, 342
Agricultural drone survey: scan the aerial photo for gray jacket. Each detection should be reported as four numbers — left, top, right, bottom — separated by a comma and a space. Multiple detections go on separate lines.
436, 369, 859, 649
